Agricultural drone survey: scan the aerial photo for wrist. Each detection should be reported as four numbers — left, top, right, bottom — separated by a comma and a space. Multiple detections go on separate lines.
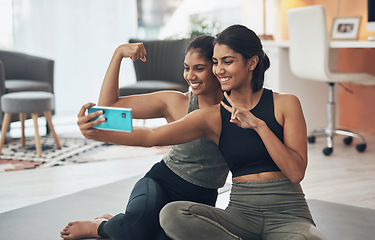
253, 119, 266, 132
114, 45, 127, 59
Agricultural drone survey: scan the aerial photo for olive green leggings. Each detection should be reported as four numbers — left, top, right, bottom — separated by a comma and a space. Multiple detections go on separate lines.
160, 178, 327, 240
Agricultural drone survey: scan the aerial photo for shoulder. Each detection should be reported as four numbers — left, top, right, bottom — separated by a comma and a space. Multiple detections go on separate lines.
185, 103, 220, 118
186, 104, 221, 143
273, 91, 304, 121
182, 104, 220, 127
199, 104, 221, 129
273, 92, 302, 109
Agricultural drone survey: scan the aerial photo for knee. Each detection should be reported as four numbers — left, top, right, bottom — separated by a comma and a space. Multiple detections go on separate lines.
160, 201, 184, 229
308, 225, 328, 240
160, 201, 192, 236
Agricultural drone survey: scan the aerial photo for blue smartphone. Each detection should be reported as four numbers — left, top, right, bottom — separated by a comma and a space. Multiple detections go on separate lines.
88, 106, 132, 132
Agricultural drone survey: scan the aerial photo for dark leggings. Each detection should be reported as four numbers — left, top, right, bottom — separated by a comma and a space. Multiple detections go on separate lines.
97, 161, 218, 240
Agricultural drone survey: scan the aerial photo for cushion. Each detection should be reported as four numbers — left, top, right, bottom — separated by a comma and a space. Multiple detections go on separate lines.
1, 91, 54, 113
5, 79, 52, 93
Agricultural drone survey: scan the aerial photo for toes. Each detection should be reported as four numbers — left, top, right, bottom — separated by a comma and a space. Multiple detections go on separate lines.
68, 221, 76, 226
62, 225, 71, 232
60, 232, 70, 240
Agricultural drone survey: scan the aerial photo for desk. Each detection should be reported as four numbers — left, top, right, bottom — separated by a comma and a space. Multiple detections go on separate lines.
330, 41, 375, 48
262, 41, 375, 132
265, 40, 375, 48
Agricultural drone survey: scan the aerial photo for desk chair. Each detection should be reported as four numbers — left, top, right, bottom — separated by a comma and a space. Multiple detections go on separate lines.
287, 5, 375, 155
119, 38, 189, 96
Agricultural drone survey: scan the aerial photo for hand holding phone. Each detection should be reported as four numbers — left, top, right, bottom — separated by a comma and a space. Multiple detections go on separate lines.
88, 106, 132, 132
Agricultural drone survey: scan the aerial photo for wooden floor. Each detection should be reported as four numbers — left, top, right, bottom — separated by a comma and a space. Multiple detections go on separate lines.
302, 132, 375, 210
0, 113, 374, 214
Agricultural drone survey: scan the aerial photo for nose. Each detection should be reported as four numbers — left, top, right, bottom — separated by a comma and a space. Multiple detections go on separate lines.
186, 70, 196, 81
214, 63, 225, 76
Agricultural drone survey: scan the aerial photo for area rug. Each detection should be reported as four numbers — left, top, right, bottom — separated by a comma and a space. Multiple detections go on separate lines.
0, 136, 170, 172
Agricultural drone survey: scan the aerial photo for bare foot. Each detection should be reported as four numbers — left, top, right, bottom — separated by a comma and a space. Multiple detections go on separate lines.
94, 213, 114, 221
60, 219, 104, 240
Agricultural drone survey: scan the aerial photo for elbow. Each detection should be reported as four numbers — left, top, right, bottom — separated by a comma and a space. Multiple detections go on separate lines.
286, 153, 307, 184
288, 171, 305, 184
141, 141, 154, 148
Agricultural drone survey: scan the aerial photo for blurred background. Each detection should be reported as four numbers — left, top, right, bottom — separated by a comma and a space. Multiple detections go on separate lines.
0, 0, 372, 136
0, 0, 275, 116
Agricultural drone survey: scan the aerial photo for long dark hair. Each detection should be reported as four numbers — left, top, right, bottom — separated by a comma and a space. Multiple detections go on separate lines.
186, 35, 215, 61
214, 25, 270, 92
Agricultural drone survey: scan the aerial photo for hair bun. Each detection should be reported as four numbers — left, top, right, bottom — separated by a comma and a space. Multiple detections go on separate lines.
263, 53, 270, 71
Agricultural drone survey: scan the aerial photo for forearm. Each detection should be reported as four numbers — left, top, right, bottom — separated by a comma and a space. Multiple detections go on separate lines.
255, 121, 307, 183
87, 127, 155, 147
98, 48, 123, 106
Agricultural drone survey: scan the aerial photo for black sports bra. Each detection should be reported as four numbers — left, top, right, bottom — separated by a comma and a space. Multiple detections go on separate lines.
218, 88, 284, 177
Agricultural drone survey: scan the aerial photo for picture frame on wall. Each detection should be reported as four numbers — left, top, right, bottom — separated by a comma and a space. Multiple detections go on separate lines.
331, 16, 361, 40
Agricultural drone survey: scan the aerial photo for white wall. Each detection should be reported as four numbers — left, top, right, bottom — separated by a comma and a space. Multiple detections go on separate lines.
242, 0, 276, 36
159, 0, 276, 40
12, 0, 137, 115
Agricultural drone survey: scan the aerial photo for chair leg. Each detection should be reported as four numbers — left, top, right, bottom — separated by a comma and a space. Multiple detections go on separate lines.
325, 82, 335, 149
46, 122, 50, 135
19, 113, 26, 147
31, 113, 42, 157
308, 82, 367, 155
0, 113, 12, 154
43, 111, 61, 149
334, 129, 366, 143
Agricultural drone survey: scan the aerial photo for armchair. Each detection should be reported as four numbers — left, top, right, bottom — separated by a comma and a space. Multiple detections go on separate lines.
0, 50, 54, 127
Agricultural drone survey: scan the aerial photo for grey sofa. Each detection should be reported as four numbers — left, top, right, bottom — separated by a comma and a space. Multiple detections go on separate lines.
119, 38, 190, 96
0, 50, 54, 128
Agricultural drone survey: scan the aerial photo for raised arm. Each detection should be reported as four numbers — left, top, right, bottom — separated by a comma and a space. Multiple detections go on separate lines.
221, 92, 307, 183
98, 43, 146, 106
97, 43, 187, 120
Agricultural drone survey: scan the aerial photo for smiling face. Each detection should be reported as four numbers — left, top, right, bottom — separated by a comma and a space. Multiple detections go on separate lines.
184, 49, 220, 95
212, 43, 254, 92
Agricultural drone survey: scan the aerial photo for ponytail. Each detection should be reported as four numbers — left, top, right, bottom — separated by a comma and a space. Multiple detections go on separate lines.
252, 53, 270, 92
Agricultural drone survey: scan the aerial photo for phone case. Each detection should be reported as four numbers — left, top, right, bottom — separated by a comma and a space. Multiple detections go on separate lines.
88, 106, 132, 132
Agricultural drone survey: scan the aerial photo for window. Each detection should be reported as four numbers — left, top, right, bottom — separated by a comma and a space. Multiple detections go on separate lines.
0, 0, 14, 49
137, 0, 183, 39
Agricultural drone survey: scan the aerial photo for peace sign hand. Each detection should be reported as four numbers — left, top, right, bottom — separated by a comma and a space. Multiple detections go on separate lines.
220, 92, 262, 130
